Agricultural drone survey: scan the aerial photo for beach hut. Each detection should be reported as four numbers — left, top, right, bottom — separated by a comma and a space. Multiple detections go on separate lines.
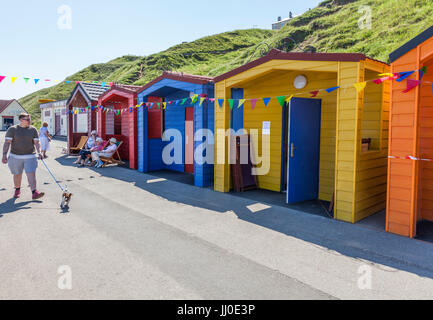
387, 25, 433, 238
213, 49, 390, 223
137, 72, 215, 187
66, 82, 109, 154
97, 84, 142, 170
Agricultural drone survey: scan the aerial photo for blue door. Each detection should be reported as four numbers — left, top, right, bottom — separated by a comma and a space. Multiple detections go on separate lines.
287, 98, 321, 203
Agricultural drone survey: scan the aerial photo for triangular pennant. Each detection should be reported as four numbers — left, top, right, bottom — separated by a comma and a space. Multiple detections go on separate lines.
403, 79, 420, 93
373, 77, 388, 84
157, 103, 161, 109
218, 99, 224, 108
325, 86, 340, 93
396, 71, 415, 82
285, 95, 294, 104
263, 97, 271, 107
276, 96, 286, 107
378, 73, 394, 77
163, 102, 167, 110
250, 99, 257, 110
310, 91, 319, 97
199, 97, 206, 107
209, 98, 215, 103
23, 78, 30, 83
11, 77, 17, 84
191, 94, 199, 104
353, 82, 367, 93
0, 76, 6, 84
180, 98, 188, 105
238, 99, 246, 108
34, 79, 40, 84
150, 103, 154, 109
421, 66, 427, 74
228, 99, 234, 110
101, 82, 106, 87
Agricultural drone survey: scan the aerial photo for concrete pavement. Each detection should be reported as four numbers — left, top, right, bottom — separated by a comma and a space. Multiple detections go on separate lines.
1, 132, 433, 299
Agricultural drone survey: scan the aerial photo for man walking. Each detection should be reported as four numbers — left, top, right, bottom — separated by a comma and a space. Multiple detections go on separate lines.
2, 113, 45, 200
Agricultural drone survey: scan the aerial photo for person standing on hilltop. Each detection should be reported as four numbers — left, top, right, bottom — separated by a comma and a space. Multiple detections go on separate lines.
2, 113, 45, 200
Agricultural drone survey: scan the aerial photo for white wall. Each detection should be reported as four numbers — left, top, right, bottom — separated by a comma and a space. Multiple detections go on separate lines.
1, 100, 27, 130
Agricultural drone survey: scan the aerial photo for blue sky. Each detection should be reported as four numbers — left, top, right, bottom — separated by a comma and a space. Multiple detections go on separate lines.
0, 0, 321, 100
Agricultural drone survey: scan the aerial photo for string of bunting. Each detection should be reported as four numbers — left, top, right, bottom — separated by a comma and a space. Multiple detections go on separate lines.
0, 75, 113, 88
68, 68, 428, 115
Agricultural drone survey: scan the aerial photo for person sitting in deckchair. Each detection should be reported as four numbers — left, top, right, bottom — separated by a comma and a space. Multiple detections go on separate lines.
91, 138, 118, 168
77, 137, 105, 167
73, 130, 98, 164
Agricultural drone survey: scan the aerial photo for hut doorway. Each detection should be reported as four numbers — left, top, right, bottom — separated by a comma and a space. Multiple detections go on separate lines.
286, 98, 322, 203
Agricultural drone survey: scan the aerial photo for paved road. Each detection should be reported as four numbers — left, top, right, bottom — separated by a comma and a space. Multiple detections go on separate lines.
2, 132, 433, 300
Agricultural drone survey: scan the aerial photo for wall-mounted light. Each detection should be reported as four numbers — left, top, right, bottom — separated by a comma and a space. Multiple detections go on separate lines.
294, 75, 308, 89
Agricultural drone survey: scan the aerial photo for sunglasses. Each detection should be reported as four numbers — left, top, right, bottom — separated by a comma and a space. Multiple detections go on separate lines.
21, 118, 31, 121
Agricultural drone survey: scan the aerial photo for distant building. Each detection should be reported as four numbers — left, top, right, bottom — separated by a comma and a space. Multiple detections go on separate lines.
272, 14, 295, 30
0, 99, 28, 131
39, 99, 68, 136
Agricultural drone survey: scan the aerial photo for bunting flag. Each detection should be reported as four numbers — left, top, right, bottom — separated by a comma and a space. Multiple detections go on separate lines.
263, 97, 271, 107
373, 77, 388, 84
422, 66, 427, 74
218, 99, 224, 108
0, 76, 5, 84
209, 98, 215, 103
403, 79, 420, 93
238, 99, 246, 108
191, 94, 199, 104
180, 98, 187, 105
250, 99, 257, 110
34, 79, 40, 84
199, 97, 206, 107
228, 99, 234, 110
276, 96, 286, 107
378, 73, 394, 77
326, 86, 340, 93
157, 103, 161, 109
23, 78, 30, 83
11, 77, 17, 84
310, 91, 319, 97
396, 71, 415, 82
353, 82, 367, 93
419, 69, 425, 81
285, 95, 294, 104
163, 102, 167, 109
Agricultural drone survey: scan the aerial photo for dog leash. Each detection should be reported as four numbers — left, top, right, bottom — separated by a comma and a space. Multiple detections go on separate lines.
40, 158, 65, 192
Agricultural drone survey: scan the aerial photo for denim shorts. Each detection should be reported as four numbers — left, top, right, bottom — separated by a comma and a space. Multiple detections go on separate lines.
8, 156, 38, 175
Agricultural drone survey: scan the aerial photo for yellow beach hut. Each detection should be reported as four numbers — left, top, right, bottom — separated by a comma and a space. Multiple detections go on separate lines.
213, 49, 390, 223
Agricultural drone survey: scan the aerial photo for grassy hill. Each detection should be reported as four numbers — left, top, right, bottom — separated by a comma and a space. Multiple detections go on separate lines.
20, 0, 433, 122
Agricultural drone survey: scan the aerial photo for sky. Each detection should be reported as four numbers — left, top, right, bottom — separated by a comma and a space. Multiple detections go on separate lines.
0, 0, 322, 100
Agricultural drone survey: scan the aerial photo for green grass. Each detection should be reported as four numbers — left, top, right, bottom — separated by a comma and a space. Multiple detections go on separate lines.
20, 0, 433, 122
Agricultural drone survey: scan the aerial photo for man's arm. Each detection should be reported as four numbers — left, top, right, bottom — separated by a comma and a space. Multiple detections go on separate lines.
2, 140, 11, 164
34, 140, 43, 160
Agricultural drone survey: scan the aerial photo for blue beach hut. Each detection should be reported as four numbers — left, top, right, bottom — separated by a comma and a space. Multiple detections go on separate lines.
137, 72, 215, 187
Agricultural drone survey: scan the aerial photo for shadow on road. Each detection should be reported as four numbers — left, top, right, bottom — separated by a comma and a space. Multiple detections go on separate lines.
55, 154, 433, 280
0, 198, 37, 217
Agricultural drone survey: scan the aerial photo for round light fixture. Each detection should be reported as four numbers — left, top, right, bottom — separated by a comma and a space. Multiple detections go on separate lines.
294, 75, 308, 89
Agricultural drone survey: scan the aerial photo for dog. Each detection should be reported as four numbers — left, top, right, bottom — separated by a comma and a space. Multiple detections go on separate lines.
61, 189, 73, 209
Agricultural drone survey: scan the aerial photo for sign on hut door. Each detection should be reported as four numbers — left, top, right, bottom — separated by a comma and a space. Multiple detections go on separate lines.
185, 107, 194, 174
